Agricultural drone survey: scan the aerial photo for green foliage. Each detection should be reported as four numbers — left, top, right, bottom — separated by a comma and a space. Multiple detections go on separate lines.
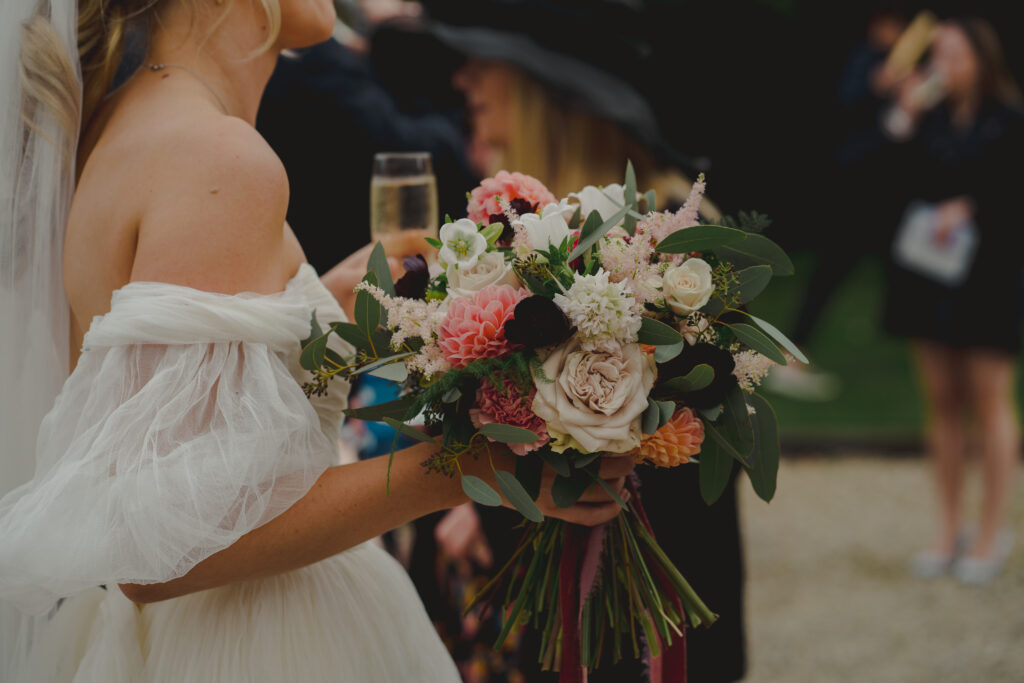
727, 323, 787, 364
699, 437, 733, 505
744, 393, 780, 502
462, 475, 502, 506
655, 224, 747, 254
495, 470, 544, 521
637, 317, 684, 346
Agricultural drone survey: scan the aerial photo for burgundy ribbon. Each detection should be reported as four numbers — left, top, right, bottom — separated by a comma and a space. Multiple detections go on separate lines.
557, 482, 687, 683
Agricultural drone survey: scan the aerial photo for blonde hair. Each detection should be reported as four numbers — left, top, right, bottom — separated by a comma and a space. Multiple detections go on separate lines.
19, 0, 282, 164
496, 68, 719, 218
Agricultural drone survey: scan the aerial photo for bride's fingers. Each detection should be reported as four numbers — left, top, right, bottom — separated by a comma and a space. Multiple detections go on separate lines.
598, 455, 635, 479
577, 476, 627, 503
378, 229, 434, 258
547, 501, 625, 527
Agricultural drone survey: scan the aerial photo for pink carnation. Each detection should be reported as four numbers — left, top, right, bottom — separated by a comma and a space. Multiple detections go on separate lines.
438, 285, 528, 368
466, 171, 557, 224
470, 379, 550, 455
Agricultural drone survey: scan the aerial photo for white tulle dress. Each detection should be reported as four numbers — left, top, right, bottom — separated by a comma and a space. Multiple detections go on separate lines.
0, 264, 460, 682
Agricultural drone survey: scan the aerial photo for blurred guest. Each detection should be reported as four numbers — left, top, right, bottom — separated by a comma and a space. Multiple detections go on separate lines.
256, 3, 475, 272
401, 2, 746, 681
770, 6, 911, 400
881, 17, 1024, 583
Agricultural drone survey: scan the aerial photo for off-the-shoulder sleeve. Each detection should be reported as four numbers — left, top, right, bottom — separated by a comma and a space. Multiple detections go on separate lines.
0, 277, 347, 614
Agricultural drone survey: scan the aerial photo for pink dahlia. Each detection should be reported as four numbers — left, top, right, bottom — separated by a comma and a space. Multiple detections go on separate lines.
438, 285, 528, 368
470, 379, 550, 455
466, 171, 557, 225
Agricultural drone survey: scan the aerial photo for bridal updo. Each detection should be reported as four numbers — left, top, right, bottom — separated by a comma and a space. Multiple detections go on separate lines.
18, 0, 283, 162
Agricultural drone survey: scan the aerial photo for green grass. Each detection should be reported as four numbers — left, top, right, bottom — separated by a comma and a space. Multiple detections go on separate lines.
748, 252, 925, 440
751, 252, 1024, 441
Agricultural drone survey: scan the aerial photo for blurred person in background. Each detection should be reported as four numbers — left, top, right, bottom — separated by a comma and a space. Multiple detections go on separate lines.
256, 0, 476, 272
769, 4, 911, 401
880, 17, 1024, 583
402, 1, 747, 681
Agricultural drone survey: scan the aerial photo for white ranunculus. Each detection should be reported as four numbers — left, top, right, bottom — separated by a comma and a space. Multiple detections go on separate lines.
663, 258, 714, 315
532, 338, 656, 454
570, 184, 626, 222
446, 251, 519, 298
439, 218, 487, 270
516, 212, 572, 252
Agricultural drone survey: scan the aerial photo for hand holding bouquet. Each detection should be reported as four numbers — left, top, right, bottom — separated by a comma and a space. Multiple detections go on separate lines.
301, 164, 804, 680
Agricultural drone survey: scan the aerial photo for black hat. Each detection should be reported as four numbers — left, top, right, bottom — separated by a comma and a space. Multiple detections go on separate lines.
393, 0, 709, 173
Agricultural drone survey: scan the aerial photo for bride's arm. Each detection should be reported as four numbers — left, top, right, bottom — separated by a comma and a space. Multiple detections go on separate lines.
118, 125, 628, 604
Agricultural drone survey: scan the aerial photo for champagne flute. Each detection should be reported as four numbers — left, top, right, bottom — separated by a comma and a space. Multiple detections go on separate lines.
370, 152, 439, 254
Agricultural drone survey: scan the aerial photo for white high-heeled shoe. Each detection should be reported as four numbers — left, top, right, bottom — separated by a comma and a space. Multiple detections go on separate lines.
952, 529, 1015, 585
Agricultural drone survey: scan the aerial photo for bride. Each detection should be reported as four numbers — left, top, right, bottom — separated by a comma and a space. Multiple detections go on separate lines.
0, 0, 632, 679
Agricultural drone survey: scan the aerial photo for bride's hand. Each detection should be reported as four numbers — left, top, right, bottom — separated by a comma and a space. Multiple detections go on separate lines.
321, 230, 434, 320
464, 449, 634, 527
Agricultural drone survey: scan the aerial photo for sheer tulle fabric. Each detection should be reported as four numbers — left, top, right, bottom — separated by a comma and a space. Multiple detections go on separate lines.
0, 265, 348, 614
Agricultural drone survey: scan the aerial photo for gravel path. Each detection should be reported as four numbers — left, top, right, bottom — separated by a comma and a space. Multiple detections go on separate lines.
738, 456, 1024, 683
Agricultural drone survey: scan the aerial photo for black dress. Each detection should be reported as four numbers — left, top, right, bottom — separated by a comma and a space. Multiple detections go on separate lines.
882, 100, 1024, 354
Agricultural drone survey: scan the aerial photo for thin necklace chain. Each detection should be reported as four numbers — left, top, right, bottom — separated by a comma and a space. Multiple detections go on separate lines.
146, 63, 229, 114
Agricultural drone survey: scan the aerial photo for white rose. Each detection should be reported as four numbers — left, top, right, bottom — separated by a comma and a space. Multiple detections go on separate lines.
439, 218, 487, 270
663, 258, 714, 315
532, 338, 656, 454
446, 251, 519, 298
516, 212, 572, 252
570, 184, 626, 222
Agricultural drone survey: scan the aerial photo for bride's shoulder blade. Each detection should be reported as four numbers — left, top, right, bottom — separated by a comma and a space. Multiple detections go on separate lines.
110, 112, 293, 296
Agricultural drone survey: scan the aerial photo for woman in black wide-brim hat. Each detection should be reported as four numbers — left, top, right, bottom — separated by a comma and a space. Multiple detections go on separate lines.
396, 2, 747, 681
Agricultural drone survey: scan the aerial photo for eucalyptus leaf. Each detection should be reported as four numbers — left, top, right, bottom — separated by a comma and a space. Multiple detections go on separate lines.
644, 189, 657, 213
735, 265, 773, 304
299, 334, 329, 371
441, 387, 462, 404
462, 475, 502, 506
551, 472, 589, 508
541, 450, 571, 478
366, 242, 396, 296
344, 395, 416, 421
714, 233, 794, 275
699, 404, 723, 421
382, 417, 435, 445
643, 398, 661, 435
745, 313, 809, 364
704, 421, 751, 468
495, 470, 544, 522
655, 225, 747, 254
727, 323, 787, 364
355, 271, 381, 336
329, 321, 370, 350
637, 317, 684, 346
744, 393, 780, 502
623, 160, 638, 235
657, 399, 675, 428
585, 467, 627, 509
571, 451, 601, 468
351, 351, 417, 376
568, 204, 630, 261
654, 341, 685, 363
368, 361, 408, 382
699, 437, 733, 505
659, 363, 714, 394
568, 204, 583, 231
478, 423, 540, 444
425, 237, 443, 249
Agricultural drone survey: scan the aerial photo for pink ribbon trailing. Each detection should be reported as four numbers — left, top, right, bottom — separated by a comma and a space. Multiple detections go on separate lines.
558, 480, 686, 683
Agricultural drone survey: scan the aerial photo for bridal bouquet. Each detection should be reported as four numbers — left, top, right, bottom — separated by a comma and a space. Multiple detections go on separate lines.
301, 164, 803, 677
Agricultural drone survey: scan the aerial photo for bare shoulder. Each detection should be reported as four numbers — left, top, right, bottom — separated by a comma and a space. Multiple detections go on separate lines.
130, 113, 297, 294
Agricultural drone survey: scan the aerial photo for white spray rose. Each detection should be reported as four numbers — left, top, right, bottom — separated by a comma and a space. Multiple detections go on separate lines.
439, 218, 487, 269
532, 338, 656, 454
516, 212, 572, 252
446, 251, 519, 298
570, 184, 626, 222
663, 258, 714, 315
